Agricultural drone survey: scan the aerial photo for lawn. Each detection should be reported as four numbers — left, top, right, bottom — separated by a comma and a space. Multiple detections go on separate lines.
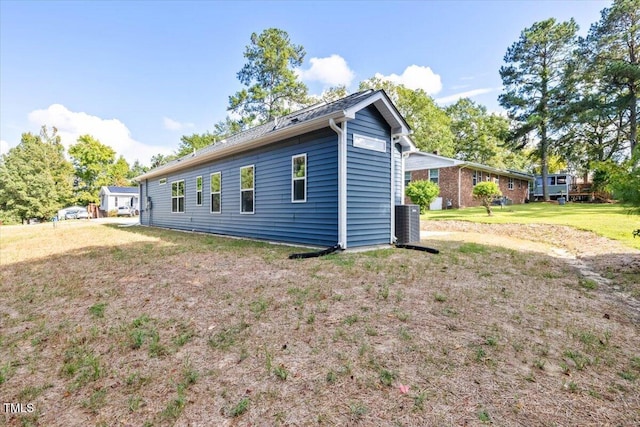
1, 220, 639, 426
422, 202, 640, 249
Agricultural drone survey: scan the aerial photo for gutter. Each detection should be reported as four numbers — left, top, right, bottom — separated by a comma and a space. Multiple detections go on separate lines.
329, 118, 347, 249
136, 111, 348, 182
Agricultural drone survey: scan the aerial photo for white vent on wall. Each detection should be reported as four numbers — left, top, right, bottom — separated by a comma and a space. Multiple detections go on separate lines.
353, 134, 386, 153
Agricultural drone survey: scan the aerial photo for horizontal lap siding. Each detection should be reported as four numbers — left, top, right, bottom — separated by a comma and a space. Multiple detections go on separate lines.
141, 129, 338, 246
347, 106, 392, 247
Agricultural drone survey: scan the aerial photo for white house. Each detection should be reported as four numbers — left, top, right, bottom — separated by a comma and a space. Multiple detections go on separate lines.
99, 186, 139, 213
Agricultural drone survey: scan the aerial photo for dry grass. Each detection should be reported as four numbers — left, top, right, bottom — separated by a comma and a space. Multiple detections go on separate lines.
1, 219, 639, 426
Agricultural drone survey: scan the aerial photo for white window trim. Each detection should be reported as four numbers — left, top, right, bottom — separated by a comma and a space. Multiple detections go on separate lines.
429, 169, 439, 185
171, 180, 185, 214
210, 172, 221, 214
291, 154, 307, 203
196, 176, 203, 206
508, 177, 514, 190
353, 133, 386, 153
240, 164, 255, 214
159, 178, 167, 185
473, 170, 482, 186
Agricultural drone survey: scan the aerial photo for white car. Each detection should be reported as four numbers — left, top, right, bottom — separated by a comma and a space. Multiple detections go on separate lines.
76, 208, 89, 219
117, 206, 134, 217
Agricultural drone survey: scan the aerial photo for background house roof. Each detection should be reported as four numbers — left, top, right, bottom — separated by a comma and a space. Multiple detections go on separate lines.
135, 90, 413, 181
405, 152, 533, 181
102, 186, 139, 195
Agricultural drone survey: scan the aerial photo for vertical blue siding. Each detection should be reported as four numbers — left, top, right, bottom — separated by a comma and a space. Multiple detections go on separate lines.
346, 106, 392, 247
140, 128, 338, 246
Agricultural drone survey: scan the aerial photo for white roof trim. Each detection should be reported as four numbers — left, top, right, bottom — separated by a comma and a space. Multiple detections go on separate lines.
344, 91, 411, 136
136, 111, 347, 181
137, 91, 414, 181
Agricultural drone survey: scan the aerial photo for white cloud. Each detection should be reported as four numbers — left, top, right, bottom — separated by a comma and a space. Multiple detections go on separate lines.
163, 116, 194, 131
435, 88, 495, 104
375, 65, 442, 94
0, 140, 9, 156
28, 104, 171, 164
298, 54, 355, 87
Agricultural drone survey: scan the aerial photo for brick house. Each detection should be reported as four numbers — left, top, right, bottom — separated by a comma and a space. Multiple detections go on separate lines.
405, 152, 533, 209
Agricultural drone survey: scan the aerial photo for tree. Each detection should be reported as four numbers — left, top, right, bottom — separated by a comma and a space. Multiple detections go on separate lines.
446, 98, 526, 169
228, 28, 309, 124
109, 156, 131, 186
584, 0, 639, 153
308, 86, 349, 104
360, 78, 455, 155
555, 0, 639, 174
149, 153, 176, 168
128, 160, 149, 180
69, 144, 134, 203
405, 180, 440, 214
212, 117, 245, 140
599, 149, 640, 210
499, 18, 579, 201
175, 132, 216, 158
472, 181, 502, 216
0, 126, 74, 223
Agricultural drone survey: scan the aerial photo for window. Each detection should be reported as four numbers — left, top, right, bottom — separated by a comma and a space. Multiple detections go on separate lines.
171, 180, 185, 213
404, 171, 411, 187
210, 172, 221, 213
429, 169, 439, 184
495, 176, 500, 184
353, 134, 386, 152
159, 178, 167, 185
508, 177, 514, 190
292, 154, 306, 202
240, 165, 254, 214
486, 174, 491, 182
196, 176, 203, 206
473, 170, 482, 186
557, 175, 567, 185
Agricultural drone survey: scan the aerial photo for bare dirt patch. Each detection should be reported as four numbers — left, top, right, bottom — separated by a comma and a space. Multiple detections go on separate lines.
423, 220, 640, 307
1, 221, 639, 426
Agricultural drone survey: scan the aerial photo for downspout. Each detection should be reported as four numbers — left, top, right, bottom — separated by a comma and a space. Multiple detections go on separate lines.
392, 134, 412, 243
329, 118, 347, 249
390, 140, 395, 244
458, 165, 470, 209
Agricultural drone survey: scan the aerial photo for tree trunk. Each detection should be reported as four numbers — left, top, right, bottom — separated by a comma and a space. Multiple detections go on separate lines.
541, 126, 550, 202
483, 199, 493, 216
630, 84, 637, 153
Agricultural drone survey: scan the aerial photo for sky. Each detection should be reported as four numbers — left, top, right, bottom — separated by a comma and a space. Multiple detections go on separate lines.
0, 0, 611, 166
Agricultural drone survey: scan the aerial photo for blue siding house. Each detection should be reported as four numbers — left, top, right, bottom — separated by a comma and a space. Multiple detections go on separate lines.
135, 90, 414, 248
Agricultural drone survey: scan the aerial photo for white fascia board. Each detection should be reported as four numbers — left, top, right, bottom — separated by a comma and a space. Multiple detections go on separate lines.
405, 153, 462, 171
135, 111, 348, 182
462, 162, 533, 180
344, 92, 411, 136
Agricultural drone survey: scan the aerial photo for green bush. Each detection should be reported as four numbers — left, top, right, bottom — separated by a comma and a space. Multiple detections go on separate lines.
405, 180, 440, 214
472, 181, 502, 216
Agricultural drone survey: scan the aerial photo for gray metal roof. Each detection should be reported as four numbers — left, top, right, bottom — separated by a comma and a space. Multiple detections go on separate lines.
136, 90, 412, 181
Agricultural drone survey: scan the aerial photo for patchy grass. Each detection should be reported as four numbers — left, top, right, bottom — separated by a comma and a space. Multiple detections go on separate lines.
0, 219, 639, 426
423, 202, 640, 249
